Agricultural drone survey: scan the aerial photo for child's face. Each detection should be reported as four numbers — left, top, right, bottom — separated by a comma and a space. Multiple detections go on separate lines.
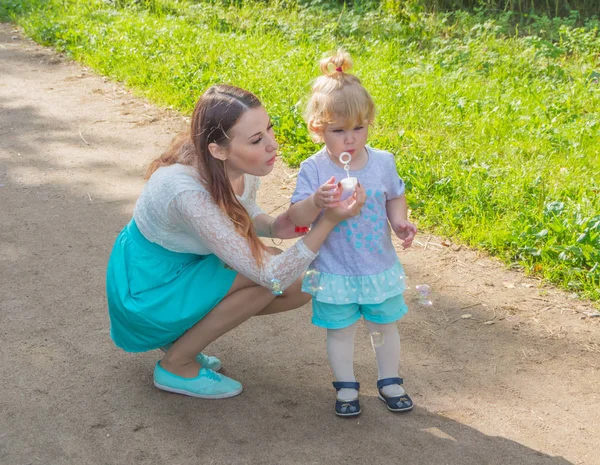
321, 116, 369, 161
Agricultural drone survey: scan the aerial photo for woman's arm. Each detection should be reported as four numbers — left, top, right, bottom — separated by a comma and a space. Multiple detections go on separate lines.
253, 214, 274, 238
243, 176, 308, 239
254, 212, 309, 239
172, 189, 364, 291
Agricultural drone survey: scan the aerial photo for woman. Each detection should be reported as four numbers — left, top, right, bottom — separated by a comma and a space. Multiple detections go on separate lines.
106, 84, 365, 399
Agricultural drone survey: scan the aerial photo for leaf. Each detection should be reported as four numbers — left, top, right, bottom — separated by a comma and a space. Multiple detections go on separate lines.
544, 201, 565, 216
587, 71, 600, 84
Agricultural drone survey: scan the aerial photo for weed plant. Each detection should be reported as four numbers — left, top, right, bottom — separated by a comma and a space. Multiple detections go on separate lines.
3, 0, 599, 299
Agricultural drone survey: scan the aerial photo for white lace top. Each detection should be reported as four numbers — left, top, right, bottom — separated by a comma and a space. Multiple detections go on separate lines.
133, 164, 317, 291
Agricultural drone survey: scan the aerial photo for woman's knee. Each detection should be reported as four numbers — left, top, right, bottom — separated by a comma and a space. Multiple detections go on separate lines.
283, 276, 311, 303
296, 291, 312, 306
226, 268, 310, 304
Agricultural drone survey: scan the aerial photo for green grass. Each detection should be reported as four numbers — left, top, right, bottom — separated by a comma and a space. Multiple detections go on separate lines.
3, 0, 599, 300
380, 0, 600, 19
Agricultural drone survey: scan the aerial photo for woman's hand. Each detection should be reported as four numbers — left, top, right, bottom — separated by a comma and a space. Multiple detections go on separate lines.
312, 176, 341, 209
323, 183, 366, 224
391, 219, 417, 249
272, 210, 308, 239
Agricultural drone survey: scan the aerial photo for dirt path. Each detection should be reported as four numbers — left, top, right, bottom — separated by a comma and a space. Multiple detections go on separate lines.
1, 23, 599, 465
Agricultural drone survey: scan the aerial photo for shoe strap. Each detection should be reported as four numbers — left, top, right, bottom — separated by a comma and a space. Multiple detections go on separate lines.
332, 381, 360, 391
377, 377, 403, 388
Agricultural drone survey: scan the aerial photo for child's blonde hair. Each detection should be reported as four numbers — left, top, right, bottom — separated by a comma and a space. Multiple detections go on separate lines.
305, 49, 375, 142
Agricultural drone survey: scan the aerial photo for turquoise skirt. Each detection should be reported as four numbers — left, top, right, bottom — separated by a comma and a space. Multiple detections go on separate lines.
106, 219, 237, 352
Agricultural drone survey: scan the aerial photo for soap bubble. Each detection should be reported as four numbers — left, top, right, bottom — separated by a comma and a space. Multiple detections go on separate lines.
370, 331, 385, 349
304, 269, 324, 293
415, 283, 430, 294
415, 284, 432, 306
270, 278, 283, 296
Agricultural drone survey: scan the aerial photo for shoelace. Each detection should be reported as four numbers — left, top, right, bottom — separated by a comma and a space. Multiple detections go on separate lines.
201, 368, 221, 382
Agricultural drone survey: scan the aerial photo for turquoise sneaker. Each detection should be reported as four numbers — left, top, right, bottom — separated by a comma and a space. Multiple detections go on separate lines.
153, 362, 243, 399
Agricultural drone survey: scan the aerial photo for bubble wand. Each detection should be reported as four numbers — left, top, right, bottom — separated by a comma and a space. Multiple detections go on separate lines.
338, 152, 358, 200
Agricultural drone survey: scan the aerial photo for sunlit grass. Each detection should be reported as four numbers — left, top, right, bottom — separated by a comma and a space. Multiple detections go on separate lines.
4, 0, 599, 300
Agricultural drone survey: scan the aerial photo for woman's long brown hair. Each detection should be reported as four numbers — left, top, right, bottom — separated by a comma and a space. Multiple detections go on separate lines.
146, 85, 267, 265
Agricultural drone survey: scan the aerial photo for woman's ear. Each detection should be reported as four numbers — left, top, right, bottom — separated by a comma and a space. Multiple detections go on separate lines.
208, 142, 227, 161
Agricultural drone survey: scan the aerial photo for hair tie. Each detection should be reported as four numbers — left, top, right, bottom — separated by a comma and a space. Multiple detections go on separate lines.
335, 67, 343, 73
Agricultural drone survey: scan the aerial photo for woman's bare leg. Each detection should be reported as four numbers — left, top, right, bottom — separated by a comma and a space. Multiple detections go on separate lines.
256, 275, 311, 315
160, 274, 309, 378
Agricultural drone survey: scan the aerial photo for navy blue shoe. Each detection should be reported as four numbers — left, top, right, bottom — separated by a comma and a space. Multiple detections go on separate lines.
333, 381, 361, 417
377, 377, 414, 412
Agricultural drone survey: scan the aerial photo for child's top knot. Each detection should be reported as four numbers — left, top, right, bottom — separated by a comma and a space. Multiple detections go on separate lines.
320, 49, 353, 78
306, 49, 375, 143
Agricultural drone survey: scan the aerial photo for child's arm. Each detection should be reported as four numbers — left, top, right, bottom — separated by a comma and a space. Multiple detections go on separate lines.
288, 197, 320, 227
386, 194, 417, 249
289, 176, 339, 227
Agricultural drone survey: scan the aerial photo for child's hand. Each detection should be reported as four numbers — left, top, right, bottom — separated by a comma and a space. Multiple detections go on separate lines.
311, 176, 341, 209
392, 219, 417, 249
324, 183, 366, 223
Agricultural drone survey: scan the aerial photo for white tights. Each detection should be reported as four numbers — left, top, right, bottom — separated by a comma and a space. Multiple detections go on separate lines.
326, 321, 405, 401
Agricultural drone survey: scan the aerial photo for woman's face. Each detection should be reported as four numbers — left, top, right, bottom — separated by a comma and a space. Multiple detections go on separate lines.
221, 106, 278, 178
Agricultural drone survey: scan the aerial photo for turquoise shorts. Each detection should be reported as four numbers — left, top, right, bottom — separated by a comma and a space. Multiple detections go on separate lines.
311, 294, 408, 329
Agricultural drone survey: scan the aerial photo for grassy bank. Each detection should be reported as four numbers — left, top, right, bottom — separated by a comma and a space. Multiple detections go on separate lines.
3, 0, 599, 300
381, 0, 600, 19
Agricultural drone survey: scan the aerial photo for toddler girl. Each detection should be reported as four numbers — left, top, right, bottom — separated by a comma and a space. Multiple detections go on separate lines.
290, 50, 417, 416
